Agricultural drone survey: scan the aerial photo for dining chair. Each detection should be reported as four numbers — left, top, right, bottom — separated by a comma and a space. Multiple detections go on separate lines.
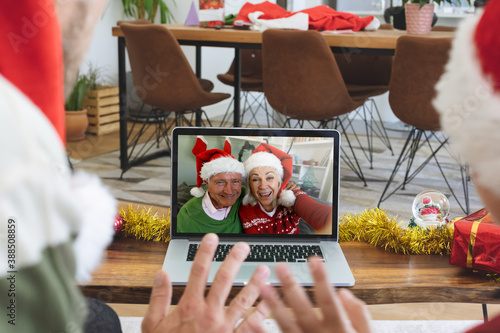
118, 20, 216, 117
377, 36, 470, 214
120, 23, 230, 175
217, 50, 278, 127
334, 23, 394, 169
262, 29, 368, 185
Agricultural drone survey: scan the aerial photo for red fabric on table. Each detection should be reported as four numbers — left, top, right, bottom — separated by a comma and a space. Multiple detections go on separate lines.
465, 314, 500, 332
450, 209, 500, 274
300, 5, 374, 31
234, 1, 375, 32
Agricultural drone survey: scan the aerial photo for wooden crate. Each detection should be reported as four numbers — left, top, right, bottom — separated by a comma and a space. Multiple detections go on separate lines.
83, 86, 120, 135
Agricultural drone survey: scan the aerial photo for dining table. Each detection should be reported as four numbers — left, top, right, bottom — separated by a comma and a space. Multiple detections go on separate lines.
111, 24, 454, 173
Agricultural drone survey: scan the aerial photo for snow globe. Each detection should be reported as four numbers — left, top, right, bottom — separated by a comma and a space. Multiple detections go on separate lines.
411, 190, 450, 228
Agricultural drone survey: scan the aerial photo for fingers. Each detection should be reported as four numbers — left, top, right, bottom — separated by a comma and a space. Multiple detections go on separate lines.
308, 258, 349, 330
184, 233, 219, 298
274, 263, 319, 331
260, 285, 302, 333
141, 270, 172, 332
338, 289, 373, 333
226, 265, 270, 324
206, 242, 251, 308
234, 297, 271, 333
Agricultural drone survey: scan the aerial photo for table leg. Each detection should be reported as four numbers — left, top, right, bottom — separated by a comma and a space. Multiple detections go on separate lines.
195, 46, 202, 126
118, 36, 128, 172
234, 48, 241, 127
482, 303, 488, 322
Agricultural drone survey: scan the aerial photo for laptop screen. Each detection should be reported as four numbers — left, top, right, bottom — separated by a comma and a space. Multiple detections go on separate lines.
171, 127, 340, 241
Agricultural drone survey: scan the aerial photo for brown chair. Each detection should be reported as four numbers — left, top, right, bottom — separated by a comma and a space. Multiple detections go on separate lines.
120, 23, 230, 173
118, 20, 215, 116
334, 23, 395, 169
262, 29, 368, 185
377, 36, 470, 214
217, 50, 277, 127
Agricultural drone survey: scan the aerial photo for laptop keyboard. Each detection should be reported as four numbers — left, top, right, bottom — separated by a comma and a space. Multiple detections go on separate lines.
187, 244, 324, 263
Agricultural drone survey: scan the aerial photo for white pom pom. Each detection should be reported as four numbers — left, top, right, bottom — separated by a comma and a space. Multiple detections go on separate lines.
190, 187, 205, 198
278, 189, 296, 207
364, 17, 380, 31
71, 171, 117, 283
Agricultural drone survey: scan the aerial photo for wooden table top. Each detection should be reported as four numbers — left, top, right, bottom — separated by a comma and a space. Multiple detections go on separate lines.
81, 238, 500, 305
112, 24, 454, 50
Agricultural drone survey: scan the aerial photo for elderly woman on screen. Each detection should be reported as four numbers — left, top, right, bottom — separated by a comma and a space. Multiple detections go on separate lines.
238, 143, 331, 234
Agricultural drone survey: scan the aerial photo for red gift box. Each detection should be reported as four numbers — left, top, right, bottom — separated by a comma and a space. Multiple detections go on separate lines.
450, 209, 500, 274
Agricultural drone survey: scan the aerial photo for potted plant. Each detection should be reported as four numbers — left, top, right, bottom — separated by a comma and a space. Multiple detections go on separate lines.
402, 0, 471, 34
121, 0, 175, 23
65, 74, 90, 141
81, 63, 121, 136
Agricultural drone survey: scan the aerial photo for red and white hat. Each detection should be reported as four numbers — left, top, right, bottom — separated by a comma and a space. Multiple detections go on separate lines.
190, 136, 245, 198
243, 142, 296, 207
434, 0, 500, 197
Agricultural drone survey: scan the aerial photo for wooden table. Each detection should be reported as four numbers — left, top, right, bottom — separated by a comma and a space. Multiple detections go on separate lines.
81, 238, 500, 306
111, 25, 454, 173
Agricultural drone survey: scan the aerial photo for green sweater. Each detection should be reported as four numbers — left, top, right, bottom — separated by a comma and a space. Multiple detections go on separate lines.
177, 190, 245, 233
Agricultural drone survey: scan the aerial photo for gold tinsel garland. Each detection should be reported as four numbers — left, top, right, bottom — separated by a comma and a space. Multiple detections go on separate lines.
339, 208, 453, 255
118, 205, 453, 254
119, 205, 171, 242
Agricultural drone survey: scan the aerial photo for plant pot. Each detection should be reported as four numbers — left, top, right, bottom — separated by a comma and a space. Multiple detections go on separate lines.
65, 109, 88, 141
405, 3, 435, 35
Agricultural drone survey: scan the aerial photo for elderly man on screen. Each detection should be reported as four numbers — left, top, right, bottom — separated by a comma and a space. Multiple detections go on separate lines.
177, 136, 246, 233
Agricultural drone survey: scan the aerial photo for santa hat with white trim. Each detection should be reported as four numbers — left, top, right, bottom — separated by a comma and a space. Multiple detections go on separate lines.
190, 136, 245, 198
434, 0, 500, 198
243, 142, 296, 207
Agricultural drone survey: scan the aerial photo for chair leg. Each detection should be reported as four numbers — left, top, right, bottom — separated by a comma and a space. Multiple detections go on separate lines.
341, 99, 394, 168
378, 128, 470, 214
120, 108, 171, 178
280, 115, 367, 186
378, 128, 416, 206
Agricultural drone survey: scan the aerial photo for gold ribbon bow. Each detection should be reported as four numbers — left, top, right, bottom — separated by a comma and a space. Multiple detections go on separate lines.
466, 215, 489, 268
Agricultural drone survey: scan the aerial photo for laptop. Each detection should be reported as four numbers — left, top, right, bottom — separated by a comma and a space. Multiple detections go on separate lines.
162, 127, 354, 286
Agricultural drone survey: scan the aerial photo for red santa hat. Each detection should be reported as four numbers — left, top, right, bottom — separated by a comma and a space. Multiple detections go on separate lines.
433, 0, 500, 198
190, 136, 245, 198
243, 142, 296, 207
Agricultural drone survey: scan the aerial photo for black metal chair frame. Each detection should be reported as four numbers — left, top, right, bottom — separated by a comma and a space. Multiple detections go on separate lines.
340, 99, 395, 169
281, 116, 367, 187
120, 107, 211, 178
220, 91, 281, 128
377, 127, 470, 215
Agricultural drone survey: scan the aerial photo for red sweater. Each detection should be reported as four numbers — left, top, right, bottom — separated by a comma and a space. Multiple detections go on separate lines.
466, 315, 500, 333
239, 190, 331, 234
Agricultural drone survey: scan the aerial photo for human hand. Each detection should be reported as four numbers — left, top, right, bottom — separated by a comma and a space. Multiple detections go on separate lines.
261, 257, 372, 333
285, 182, 300, 191
142, 233, 271, 333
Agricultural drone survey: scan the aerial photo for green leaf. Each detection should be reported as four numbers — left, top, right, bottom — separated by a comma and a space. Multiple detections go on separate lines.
65, 77, 89, 111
